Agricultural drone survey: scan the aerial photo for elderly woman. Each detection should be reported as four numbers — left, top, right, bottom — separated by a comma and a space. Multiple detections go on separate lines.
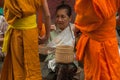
42, 3, 78, 80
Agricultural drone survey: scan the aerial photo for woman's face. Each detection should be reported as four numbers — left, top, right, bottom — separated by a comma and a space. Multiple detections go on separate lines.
55, 9, 71, 30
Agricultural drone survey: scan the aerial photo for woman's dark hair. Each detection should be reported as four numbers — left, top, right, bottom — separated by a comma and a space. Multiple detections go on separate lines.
56, 1, 72, 17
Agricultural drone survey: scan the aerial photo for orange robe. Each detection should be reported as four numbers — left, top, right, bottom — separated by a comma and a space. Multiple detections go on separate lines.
75, 0, 120, 80
37, 8, 46, 37
1, 0, 42, 80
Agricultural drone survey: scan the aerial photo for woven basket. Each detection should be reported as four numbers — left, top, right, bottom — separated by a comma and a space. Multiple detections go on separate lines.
55, 45, 74, 63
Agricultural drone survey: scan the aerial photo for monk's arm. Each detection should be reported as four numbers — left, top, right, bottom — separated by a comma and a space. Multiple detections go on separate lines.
41, 0, 51, 39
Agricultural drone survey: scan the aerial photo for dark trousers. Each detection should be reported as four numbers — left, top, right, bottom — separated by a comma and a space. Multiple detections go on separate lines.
56, 63, 77, 80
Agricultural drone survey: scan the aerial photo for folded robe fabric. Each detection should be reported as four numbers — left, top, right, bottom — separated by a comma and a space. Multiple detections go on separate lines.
75, 0, 120, 80
1, 0, 42, 80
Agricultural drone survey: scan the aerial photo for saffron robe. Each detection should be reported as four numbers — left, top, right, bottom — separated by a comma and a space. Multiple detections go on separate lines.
1, 0, 42, 80
75, 0, 120, 80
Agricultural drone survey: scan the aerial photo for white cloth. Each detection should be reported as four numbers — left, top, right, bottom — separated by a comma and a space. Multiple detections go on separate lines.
47, 23, 75, 48
47, 23, 75, 71
0, 16, 4, 24
0, 16, 8, 34
48, 59, 56, 72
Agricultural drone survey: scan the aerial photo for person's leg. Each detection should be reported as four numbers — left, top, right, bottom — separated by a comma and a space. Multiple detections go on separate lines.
10, 30, 25, 80
0, 30, 21, 80
23, 28, 42, 80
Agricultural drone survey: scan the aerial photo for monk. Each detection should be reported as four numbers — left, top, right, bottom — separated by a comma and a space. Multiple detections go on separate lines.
0, 0, 51, 80
74, 0, 120, 80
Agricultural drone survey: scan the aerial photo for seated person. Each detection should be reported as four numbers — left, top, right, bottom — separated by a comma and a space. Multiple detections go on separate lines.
41, 3, 78, 80
0, 15, 8, 61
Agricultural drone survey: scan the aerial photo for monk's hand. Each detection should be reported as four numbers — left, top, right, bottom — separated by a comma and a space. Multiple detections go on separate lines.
38, 35, 48, 44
